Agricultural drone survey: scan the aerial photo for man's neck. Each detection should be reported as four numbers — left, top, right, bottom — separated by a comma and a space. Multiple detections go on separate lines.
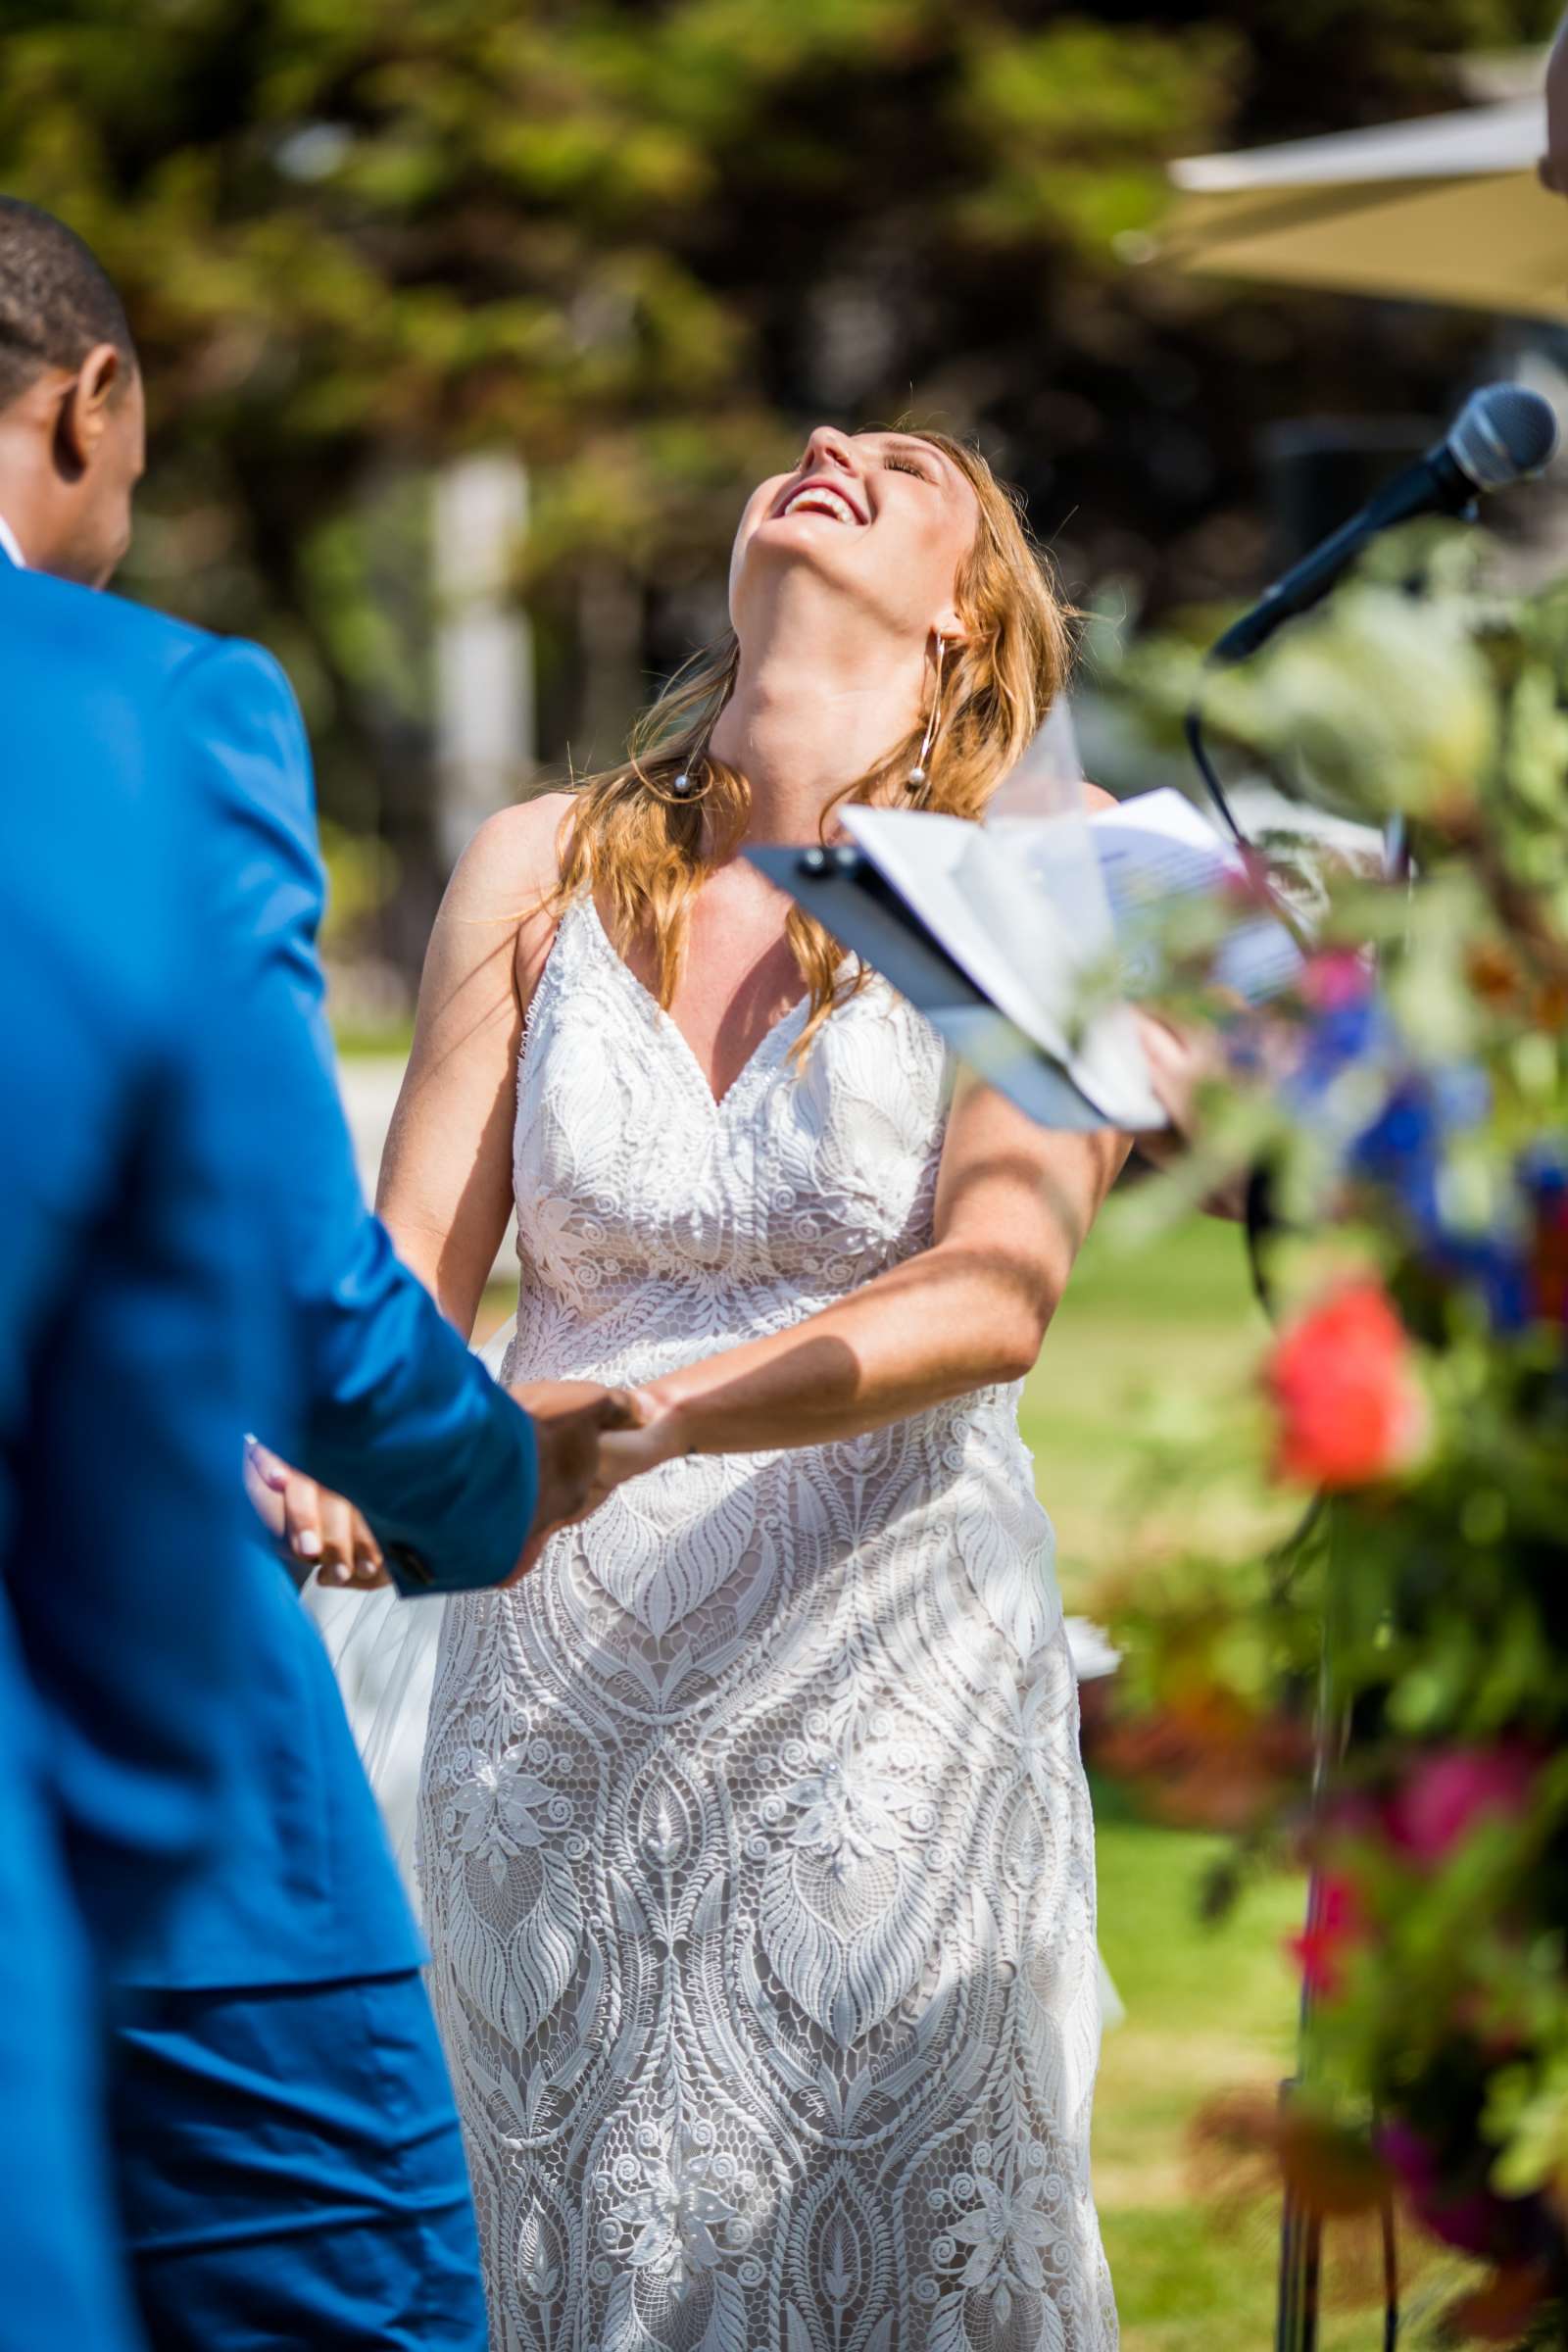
0, 426, 49, 568
0, 509, 26, 568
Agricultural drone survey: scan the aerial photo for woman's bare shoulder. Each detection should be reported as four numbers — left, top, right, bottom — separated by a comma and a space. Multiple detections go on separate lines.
451, 790, 576, 914
1080, 780, 1118, 817
415, 793, 578, 1017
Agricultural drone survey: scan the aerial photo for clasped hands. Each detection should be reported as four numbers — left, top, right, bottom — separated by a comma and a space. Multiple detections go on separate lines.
244, 1377, 688, 1592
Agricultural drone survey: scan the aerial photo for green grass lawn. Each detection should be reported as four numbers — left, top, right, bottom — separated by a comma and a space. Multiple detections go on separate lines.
1019, 1211, 1306, 2347
1092, 1778, 1305, 2351
1019, 1197, 1280, 1596
1020, 1213, 1410, 2352
1024, 1210, 1450, 2349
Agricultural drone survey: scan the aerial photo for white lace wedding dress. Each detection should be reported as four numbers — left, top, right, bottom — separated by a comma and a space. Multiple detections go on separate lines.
416, 896, 1117, 2352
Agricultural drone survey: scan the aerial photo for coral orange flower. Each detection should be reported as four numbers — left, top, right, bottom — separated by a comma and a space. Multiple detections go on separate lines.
1267, 1280, 1427, 1490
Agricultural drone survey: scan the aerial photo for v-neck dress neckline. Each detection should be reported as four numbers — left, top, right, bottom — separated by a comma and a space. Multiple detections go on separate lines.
579, 895, 809, 1117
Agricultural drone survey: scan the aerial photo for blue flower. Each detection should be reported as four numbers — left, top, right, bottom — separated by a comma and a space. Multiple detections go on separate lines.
1428, 1233, 1534, 1335
1289, 994, 1390, 1102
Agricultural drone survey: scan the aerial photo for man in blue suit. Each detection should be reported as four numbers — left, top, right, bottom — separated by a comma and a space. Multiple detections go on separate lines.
0, 252, 256, 2352
0, 198, 629, 2349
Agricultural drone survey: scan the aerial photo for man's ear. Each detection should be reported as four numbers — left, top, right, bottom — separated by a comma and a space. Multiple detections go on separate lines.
53, 343, 122, 476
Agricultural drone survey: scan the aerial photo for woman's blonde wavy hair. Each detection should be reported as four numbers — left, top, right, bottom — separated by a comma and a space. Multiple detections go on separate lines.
548, 430, 1074, 1060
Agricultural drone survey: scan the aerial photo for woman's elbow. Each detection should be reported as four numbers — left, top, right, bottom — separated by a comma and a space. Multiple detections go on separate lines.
987, 1338, 1044, 1386
981, 1303, 1052, 1387
926, 1248, 1055, 1387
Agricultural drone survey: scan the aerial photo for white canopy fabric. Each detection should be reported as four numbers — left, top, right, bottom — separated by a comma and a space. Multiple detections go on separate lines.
1160, 96, 1568, 322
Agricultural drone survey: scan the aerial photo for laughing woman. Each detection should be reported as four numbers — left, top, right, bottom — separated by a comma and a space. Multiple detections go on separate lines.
371, 425, 1127, 2351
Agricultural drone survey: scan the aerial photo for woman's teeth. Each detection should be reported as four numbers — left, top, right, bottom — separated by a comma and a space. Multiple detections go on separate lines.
780, 487, 860, 525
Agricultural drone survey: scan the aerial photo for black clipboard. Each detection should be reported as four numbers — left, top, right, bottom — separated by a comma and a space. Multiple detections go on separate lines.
747, 843, 1110, 1131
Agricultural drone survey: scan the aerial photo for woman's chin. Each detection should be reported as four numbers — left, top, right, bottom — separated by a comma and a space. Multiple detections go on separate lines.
752, 509, 872, 551
738, 519, 879, 600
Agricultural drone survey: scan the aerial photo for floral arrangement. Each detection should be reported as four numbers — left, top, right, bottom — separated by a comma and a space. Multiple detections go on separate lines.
1102, 546, 1568, 2341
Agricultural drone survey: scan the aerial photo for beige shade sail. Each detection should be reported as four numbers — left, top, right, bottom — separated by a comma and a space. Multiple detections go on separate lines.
1160, 97, 1568, 323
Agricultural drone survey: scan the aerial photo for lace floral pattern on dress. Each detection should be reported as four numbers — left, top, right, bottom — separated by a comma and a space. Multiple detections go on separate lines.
418, 897, 1117, 2352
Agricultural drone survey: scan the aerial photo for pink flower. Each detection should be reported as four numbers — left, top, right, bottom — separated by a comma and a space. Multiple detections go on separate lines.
1267, 1280, 1427, 1491
1299, 949, 1373, 1012
1388, 1745, 1538, 1869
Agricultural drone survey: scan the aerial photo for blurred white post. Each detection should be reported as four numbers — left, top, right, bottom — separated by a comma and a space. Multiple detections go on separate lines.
432, 453, 534, 870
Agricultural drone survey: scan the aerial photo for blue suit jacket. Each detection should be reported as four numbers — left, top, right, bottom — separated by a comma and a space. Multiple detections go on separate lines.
0, 548, 539, 1989
0, 547, 258, 2346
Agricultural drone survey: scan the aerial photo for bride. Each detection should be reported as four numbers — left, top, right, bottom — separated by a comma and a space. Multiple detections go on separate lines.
313, 423, 1126, 2351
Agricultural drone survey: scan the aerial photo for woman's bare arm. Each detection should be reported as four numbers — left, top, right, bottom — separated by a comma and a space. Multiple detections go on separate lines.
375, 792, 570, 1338
249, 789, 638, 1585
603, 1074, 1129, 1471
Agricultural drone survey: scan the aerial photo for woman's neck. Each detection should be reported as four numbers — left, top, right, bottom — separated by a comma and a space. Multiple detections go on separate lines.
707, 608, 926, 847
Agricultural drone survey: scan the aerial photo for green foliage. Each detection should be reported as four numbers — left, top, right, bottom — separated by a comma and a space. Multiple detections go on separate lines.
0, 0, 1551, 903
1102, 550, 1568, 2311
318, 815, 397, 950
954, 19, 1239, 249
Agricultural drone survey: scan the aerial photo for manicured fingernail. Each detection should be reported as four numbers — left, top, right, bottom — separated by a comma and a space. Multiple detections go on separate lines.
295, 1531, 321, 1558
323, 1562, 348, 1585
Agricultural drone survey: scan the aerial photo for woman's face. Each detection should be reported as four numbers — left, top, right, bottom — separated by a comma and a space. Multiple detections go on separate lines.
730, 425, 979, 646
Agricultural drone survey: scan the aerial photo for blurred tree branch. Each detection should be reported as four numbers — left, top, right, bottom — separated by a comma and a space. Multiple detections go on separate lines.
0, 0, 1555, 949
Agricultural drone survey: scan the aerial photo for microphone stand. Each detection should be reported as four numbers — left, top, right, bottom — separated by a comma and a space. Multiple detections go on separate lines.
1183, 692, 1402, 2352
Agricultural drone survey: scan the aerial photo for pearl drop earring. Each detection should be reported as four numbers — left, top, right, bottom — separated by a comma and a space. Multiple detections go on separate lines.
667, 748, 710, 800
908, 635, 947, 790
666, 726, 716, 801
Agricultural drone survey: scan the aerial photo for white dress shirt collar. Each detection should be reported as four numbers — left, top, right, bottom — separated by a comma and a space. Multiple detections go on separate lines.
0, 512, 26, 568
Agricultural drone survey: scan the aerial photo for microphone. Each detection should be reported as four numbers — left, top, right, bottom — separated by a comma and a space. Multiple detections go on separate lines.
1210, 381, 1559, 667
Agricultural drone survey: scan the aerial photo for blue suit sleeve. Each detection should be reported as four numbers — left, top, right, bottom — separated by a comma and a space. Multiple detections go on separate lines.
164, 636, 538, 1594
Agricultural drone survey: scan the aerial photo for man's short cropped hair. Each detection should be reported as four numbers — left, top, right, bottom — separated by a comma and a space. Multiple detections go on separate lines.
0, 197, 134, 409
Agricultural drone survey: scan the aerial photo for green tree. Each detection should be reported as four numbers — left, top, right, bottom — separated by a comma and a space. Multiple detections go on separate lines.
0, 0, 1554, 952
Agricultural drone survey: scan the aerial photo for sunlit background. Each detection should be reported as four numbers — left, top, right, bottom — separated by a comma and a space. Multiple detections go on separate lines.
10, 5, 1568, 2339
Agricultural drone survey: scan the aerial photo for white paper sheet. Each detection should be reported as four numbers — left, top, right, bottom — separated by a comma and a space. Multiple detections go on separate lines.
841, 808, 1080, 1063
846, 805, 1163, 1126
959, 829, 1162, 1128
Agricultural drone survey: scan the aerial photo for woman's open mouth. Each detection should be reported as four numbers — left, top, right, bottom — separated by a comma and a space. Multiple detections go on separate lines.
773, 479, 867, 526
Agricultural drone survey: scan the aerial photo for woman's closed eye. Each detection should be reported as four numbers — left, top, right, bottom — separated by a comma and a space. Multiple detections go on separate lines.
881, 453, 931, 480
